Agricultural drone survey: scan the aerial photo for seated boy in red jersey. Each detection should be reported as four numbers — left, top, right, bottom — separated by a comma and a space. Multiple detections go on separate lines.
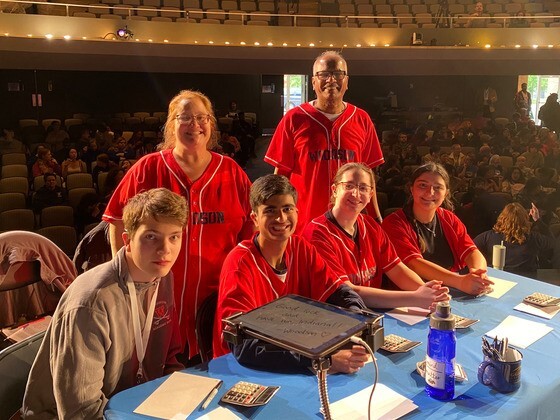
213, 174, 369, 374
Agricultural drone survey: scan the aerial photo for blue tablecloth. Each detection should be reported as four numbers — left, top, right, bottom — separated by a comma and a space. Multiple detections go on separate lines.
106, 268, 560, 419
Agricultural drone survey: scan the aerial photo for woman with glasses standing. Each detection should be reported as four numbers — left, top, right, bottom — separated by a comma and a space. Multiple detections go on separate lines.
103, 90, 253, 362
382, 162, 493, 296
303, 163, 449, 310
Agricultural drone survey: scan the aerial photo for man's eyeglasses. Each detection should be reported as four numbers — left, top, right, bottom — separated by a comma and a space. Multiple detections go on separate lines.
338, 182, 373, 194
314, 71, 347, 81
176, 114, 211, 125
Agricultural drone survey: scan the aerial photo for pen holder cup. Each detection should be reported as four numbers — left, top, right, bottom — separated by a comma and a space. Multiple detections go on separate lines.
478, 347, 522, 393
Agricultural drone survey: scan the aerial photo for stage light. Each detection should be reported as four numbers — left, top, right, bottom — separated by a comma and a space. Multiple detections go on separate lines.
116, 26, 133, 40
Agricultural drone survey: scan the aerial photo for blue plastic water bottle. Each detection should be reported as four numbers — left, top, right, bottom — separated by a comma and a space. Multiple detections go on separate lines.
425, 301, 456, 400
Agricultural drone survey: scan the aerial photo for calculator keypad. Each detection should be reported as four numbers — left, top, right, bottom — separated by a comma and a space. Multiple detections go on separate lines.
524, 292, 560, 307
221, 381, 280, 407
381, 334, 422, 353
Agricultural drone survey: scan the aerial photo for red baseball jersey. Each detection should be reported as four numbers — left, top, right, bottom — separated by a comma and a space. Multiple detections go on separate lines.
103, 150, 253, 357
303, 213, 400, 288
213, 234, 346, 357
382, 208, 477, 272
264, 102, 384, 233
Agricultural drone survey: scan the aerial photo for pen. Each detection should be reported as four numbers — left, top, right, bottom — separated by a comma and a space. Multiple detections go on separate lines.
201, 381, 223, 410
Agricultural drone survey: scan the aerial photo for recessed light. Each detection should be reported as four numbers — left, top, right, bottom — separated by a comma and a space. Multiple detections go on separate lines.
82, 36, 87, 40
309, 43, 315, 46
267, 42, 273, 46
515, 44, 521, 48
282, 42, 287, 46
240, 41, 246, 45
63, 35, 71, 40
548, 44, 554, 48
164, 39, 169, 43
148, 39, 153, 42
225, 41, 230, 45
329, 44, 334, 47
484, 44, 491, 48
254, 41, 260, 46
296, 43, 301, 46
209, 40, 214, 44
384, 43, 390, 47
45, 34, 53, 39
356, 44, 361, 47
532, 44, 538, 49
27, 34, 33, 37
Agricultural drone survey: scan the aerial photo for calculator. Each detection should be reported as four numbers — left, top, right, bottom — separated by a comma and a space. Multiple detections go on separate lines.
523, 292, 560, 307
220, 381, 280, 407
380, 334, 422, 353
454, 315, 479, 329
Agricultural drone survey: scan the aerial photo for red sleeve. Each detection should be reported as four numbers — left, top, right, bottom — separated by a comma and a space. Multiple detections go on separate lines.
264, 112, 295, 174
301, 238, 346, 302
381, 211, 423, 265
368, 218, 401, 272
302, 221, 350, 284
213, 248, 259, 357
445, 210, 477, 265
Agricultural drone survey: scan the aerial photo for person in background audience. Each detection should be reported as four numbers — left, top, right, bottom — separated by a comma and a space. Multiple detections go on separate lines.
521, 142, 545, 169
303, 163, 449, 311
450, 143, 466, 170
103, 90, 253, 364
61, 148, 87, 178
514, 82, 531, 116
515, 155, 534, 178
23, 188, 186, 418
75, 192, 105, 235
102, 167, 125, 203
466, 2, 488, 28
0, 127, 26, 154
45, 121, 69, 153
422, 145, 441, 164
382, 163, 493, 296
509, 11, 530, 28
501, 167, 526, 197
538, 93, 560, 133
32, 147, 62, 178
120, 159, 133, 172
82, 139, 102, 172
32, 172, 66, 213
92, 153, 115, 186
474, 203, 558, 278
265, 50, 384, 232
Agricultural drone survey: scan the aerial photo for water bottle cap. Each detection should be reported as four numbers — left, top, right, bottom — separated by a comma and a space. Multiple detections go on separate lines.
430, 301, 455, 330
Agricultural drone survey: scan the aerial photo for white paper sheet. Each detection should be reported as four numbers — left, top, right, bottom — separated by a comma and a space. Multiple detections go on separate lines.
485, 276, 517, 299
329, 383, 417, 420
514, 302, 560, 320
198, 407, 241, 420
386, 307, 430, 325
134, 372, 222, 419
485, 315, 553, 349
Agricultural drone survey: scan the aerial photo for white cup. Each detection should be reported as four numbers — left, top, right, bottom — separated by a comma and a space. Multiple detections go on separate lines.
493, 244, 506, 270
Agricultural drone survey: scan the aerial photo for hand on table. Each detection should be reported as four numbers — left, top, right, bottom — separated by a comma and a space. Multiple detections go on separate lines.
329, 345, 369, 374
460, 268, 494, 295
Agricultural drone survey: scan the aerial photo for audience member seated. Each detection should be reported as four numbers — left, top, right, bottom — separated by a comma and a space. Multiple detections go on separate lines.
95, 123, 114, 150
449, 143, 466, 170
515, 155, 534, 178
102, 167, 125, 202
82, 139, 102, 172
466, 2, 488, 28
22, 188, 186, 418
382, 163, 493, 296
400, 143, 422, 166
501, 167, 526, 197
61, 147, 87, 178
108, 136, 135, 164
73, 221, 112, 274
0, 127, 26, 154
423, 145, 441, 164
92, 153, 116, 186
213, 174, 369, 373
32, 172, 66, 213
477, 165, 500, 192
474, 203, 558, 278
225, 100, 240, 119
521, 142, 545, 170
45, 121, 69, 153
76, 192, 105, 235
509, 11, 530, 28
32, 147, 62, 178
232, 111, 257, 159
219, 131, 243, 166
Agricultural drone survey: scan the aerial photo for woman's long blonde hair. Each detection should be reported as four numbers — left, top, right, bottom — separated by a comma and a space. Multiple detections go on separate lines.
159, 90, 218, 151
493, 202, 531, 244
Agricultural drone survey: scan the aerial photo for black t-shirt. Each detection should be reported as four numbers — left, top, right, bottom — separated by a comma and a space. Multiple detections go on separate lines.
416, 215, 455, 270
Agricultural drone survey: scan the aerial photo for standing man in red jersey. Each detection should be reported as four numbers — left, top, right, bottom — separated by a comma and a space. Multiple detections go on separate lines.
264, 50, 384, 233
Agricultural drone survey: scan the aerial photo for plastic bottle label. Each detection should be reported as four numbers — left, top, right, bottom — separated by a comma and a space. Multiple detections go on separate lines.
425, 355, 454, 390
